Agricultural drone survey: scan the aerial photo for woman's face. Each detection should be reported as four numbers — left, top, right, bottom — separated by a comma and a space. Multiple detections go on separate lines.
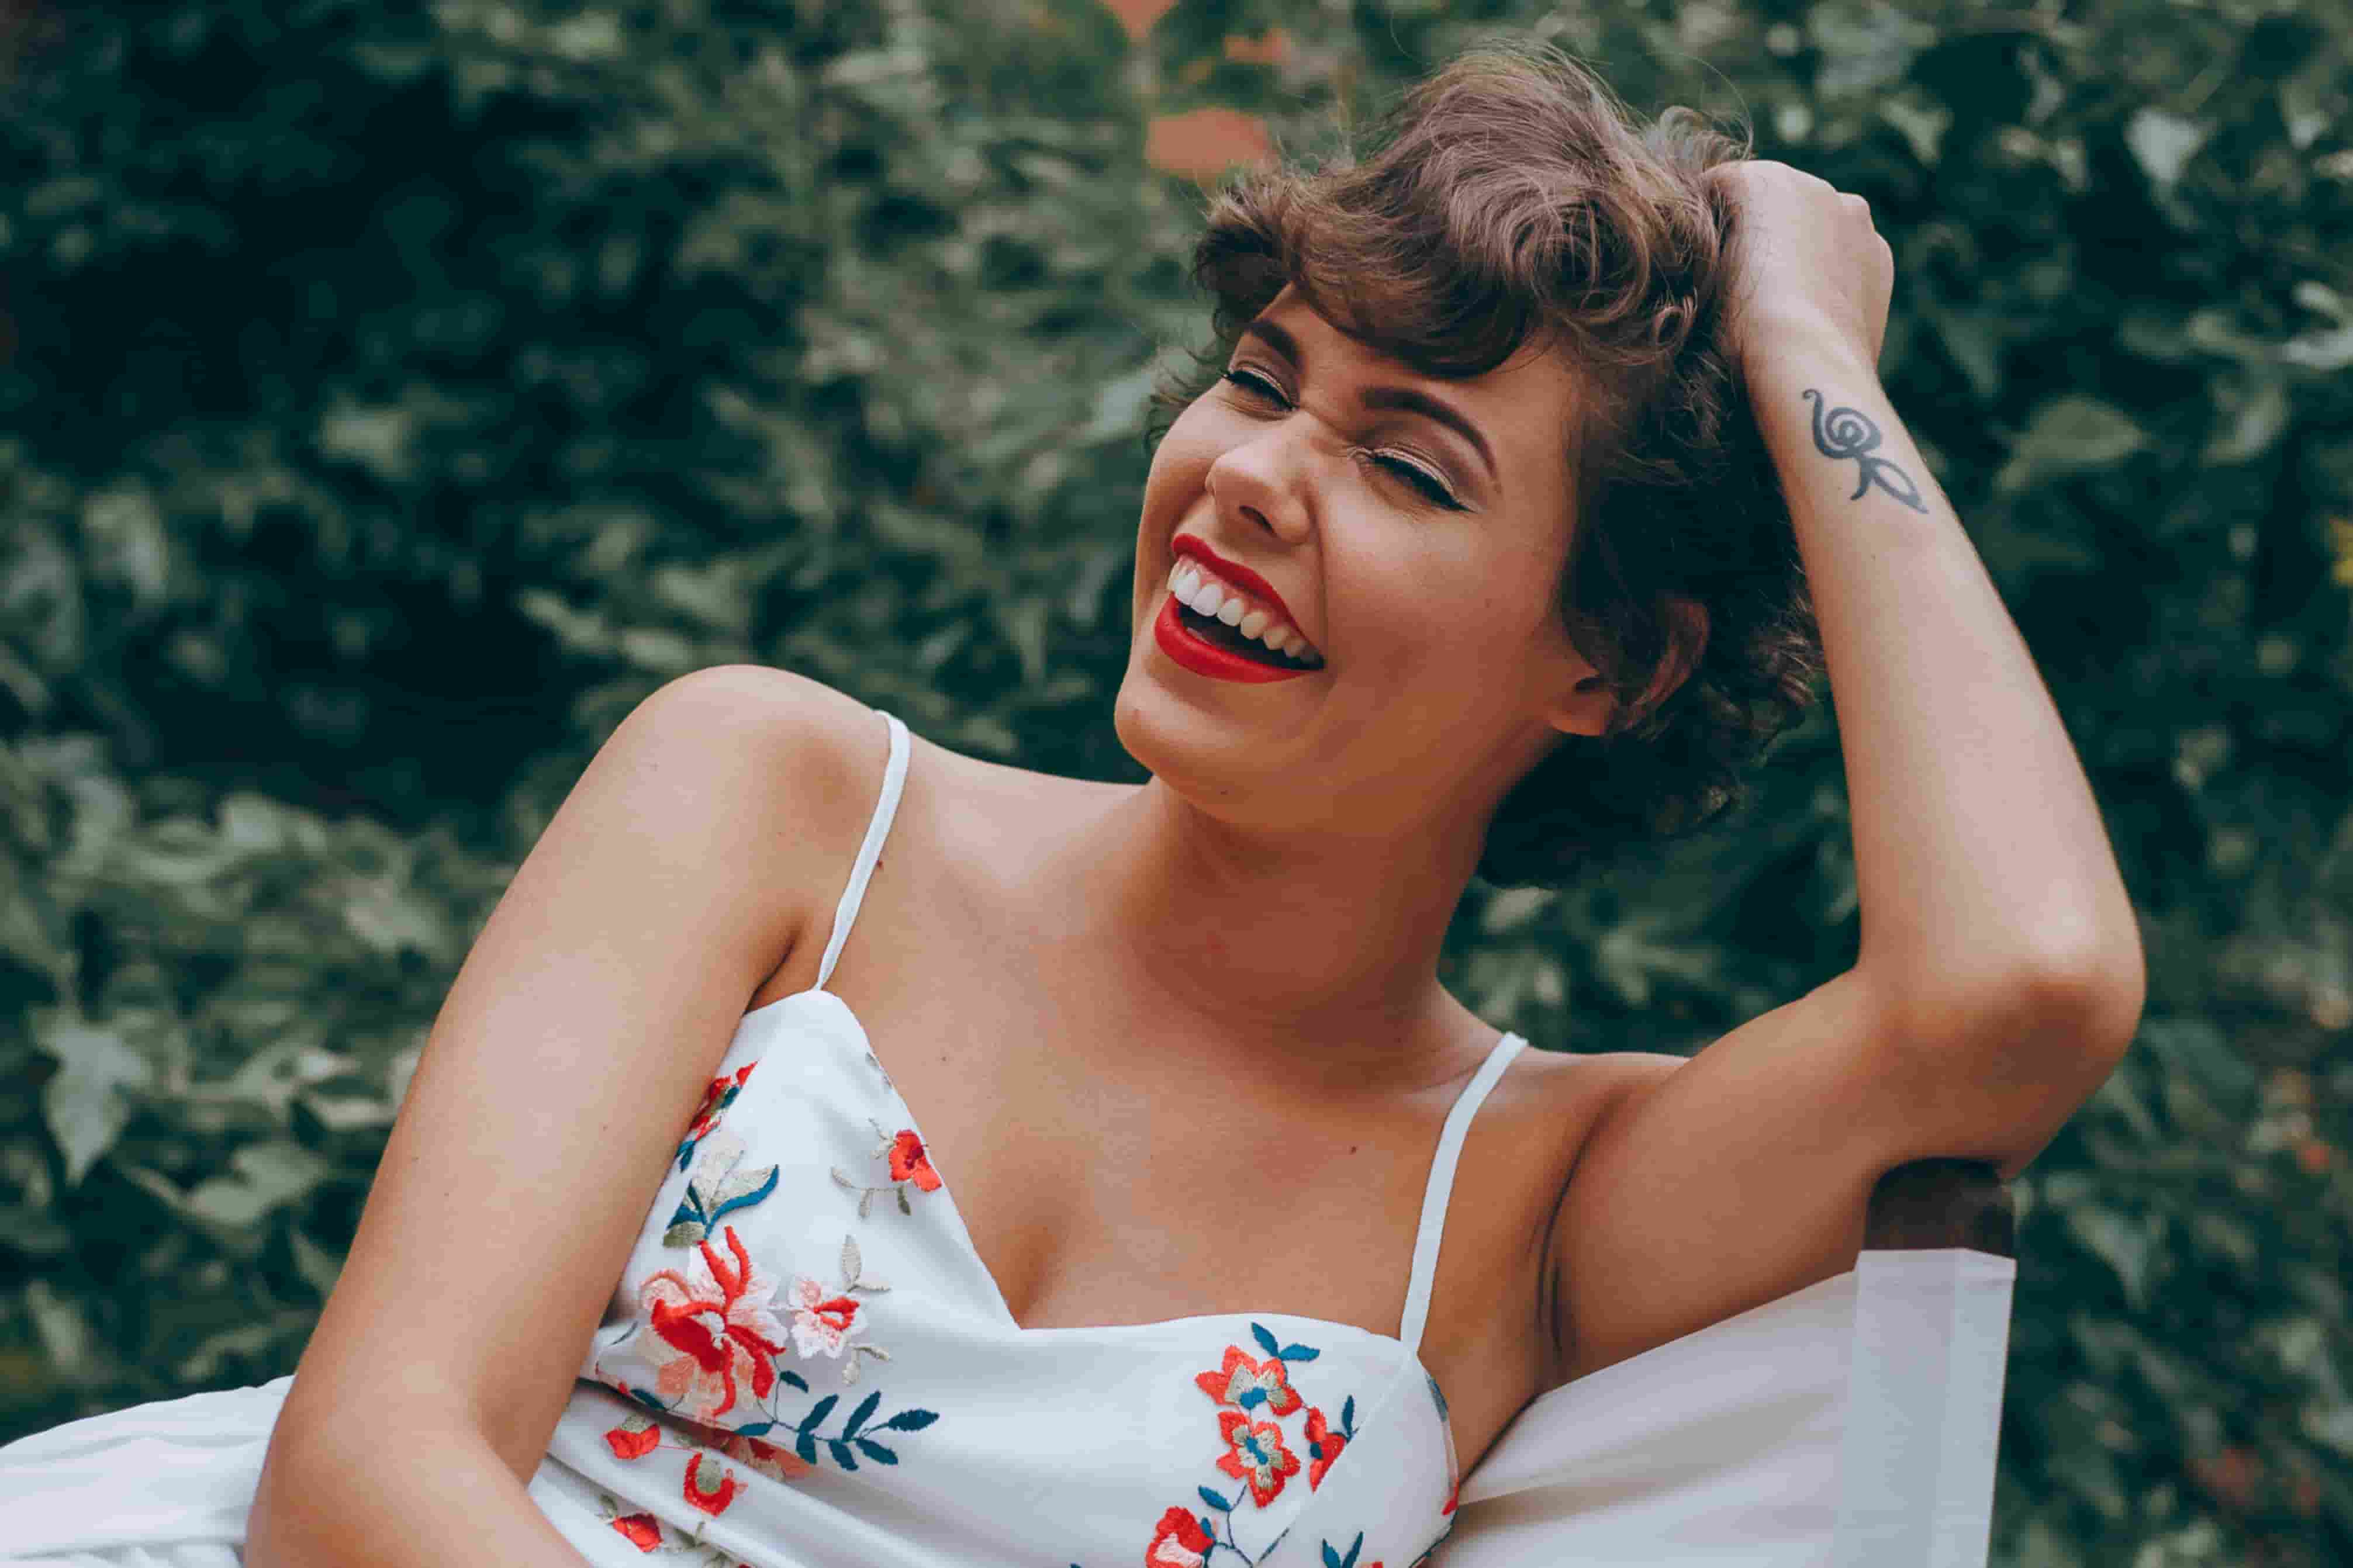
1114, 285, 1611, 844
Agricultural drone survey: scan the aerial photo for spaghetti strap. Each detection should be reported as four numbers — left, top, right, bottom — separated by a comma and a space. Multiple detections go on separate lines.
815, 708, 910, 991
1397, 1030, 1530, 1355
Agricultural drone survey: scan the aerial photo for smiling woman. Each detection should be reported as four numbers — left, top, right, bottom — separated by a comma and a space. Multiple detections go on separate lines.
1142, 50, 1823, 888
0, 28, 2140, 1568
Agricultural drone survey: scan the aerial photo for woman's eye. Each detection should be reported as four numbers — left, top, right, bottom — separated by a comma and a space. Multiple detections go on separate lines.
1370, 453, 1464, 511
1221, 368, 1287, 405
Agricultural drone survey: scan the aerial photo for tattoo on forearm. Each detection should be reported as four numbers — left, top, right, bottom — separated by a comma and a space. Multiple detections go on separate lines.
1803, 389, 1929, 513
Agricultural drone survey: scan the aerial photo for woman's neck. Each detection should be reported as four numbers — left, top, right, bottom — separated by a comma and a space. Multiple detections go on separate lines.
1040, 777, 1492, 1083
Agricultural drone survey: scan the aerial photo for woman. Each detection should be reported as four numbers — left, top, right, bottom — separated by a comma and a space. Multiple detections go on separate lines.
2, 36, 2141, 1568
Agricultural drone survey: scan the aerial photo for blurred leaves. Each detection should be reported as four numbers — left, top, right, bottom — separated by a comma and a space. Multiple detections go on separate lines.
2, 0, 2349, 1563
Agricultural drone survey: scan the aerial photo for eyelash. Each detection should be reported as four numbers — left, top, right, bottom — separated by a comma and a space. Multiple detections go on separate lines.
1219, 368, 1467, 511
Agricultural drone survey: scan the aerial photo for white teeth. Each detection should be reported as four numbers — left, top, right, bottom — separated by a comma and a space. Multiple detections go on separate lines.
1216, 596, 1245, 626
1167, 562, 1186, 591
1274, 629, 1301, 655
1238, 608, 1269, 639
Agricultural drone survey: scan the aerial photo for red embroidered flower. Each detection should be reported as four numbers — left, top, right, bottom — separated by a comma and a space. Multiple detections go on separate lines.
603, 1414, 662, 1460
683, 1452, 742, 1515
716, 1429, 814, 1483
888, 1129, 943, 1191
1193, 1345, 1302, 1416
641, 1226, 792, 1421
1302, 1405, 1347, 1490
609, 1511, 665, 1551
1214, 1409, 1301, 1507
1145, 1504, 1216, 1567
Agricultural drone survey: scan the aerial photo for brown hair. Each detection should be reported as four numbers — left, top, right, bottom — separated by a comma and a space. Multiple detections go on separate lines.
1148, 36, 1825, 888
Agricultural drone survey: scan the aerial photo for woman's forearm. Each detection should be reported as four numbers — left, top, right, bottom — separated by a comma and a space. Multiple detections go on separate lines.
1746, 324, 2144, 1035
246, 1413, 595, 1568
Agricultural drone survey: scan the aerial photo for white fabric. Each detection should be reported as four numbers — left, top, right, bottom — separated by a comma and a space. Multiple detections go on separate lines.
1444, 1248, 2016, 1567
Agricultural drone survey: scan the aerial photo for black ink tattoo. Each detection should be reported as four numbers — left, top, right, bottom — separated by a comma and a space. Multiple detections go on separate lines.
1803, 389, 1929, 513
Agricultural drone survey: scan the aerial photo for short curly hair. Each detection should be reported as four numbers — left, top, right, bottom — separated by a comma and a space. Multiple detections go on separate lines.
1147, 37, 1825, 889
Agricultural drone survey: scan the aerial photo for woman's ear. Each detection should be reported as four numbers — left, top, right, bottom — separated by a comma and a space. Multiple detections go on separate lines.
1545, 594, 1709, 737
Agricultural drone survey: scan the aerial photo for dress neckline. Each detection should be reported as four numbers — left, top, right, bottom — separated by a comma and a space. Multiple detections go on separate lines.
735, 982, 1469, 1468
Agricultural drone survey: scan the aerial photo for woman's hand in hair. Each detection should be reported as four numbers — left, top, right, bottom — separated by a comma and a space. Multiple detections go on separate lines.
1705, 160, 1895, 380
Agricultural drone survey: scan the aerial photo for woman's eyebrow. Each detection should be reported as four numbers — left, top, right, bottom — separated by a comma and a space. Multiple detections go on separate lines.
1237, 317, 1498, 486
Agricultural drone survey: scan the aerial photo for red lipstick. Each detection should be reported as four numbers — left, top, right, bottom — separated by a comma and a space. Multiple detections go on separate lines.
1153, 597, 1310, 683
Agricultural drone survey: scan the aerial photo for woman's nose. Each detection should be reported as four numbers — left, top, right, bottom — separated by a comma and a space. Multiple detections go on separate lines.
1205, 427, 1317, 545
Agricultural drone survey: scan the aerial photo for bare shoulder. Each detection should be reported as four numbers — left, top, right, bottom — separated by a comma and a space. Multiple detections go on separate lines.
1544, 970, 1921, 1384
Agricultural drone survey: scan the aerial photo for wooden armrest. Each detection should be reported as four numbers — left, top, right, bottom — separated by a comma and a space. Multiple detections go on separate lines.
1863, 1158, 2013, 1258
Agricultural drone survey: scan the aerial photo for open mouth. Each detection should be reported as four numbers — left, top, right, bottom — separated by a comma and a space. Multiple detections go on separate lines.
1172, 600, 1320, 671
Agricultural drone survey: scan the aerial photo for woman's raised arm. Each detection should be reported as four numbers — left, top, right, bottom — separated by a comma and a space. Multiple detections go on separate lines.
244, 664, 880, 1566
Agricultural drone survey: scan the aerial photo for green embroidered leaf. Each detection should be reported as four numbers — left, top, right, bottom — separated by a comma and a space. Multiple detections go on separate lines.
711, 1161, 778, 1210
662, 1220, 707, 1247
895, 1186, 912, 1215
1340, 1394, 1356, 1437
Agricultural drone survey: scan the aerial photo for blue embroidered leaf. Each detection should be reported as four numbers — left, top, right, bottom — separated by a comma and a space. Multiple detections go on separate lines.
794, 1431, 818, 1465
1341, 1394, 1356, 1437
827, 1438, 855, 1470
1346, 1531, 1365, 1568
707, 1165, 779, 1224
842, 1389, 882, 1438
877, 1407, 939, 1432
780, 1370, 809, 1392
799, 1394, 839, 1432
1322, 1545, 1343, 1568
1278, 1342, 1321, 1362
1197, 1486, 1233, 1512
734, 1421, 775, 1437
854, 1437, 899, 1465
1251, 1322, 1282, 1358
1238, 1387, 1265, 1410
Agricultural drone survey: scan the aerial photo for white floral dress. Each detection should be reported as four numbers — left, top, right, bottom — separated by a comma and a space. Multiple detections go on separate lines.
2, 708, 1530, 1568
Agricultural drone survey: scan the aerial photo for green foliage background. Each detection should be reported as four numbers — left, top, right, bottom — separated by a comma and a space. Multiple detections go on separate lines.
3, 1, 2349, 1562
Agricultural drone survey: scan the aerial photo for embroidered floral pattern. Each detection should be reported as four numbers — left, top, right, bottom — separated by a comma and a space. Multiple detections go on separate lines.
1119, 1323, 1364, 1565
675, 1064, 756, 1172
1147, 1505, 1218, 1567
1193, 1345, 1304, 1417
666, 1130, 780, 1248
1214, 1410, 1300, 1506
591, 1486, 740, 1563
832, 1119, 944, 1218
1302, 1399, 1356, 1490
1318, 1532, 1381, 1568
641, 1227, 793, 1422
